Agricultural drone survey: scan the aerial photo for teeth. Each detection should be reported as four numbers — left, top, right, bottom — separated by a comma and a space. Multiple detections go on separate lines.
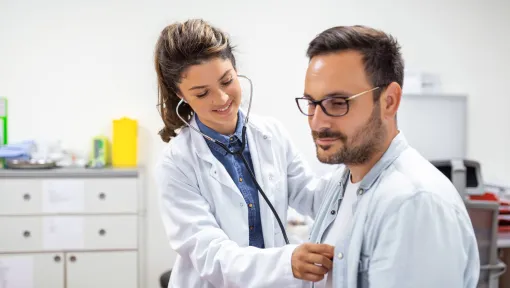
217, 102, 231, 112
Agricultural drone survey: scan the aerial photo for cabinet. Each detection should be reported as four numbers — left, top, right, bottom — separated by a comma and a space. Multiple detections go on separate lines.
0, 168, 145, 288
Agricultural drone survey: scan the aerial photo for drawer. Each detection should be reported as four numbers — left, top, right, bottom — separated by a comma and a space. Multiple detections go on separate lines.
0, 215, 137, 252
0, 178, 138, 215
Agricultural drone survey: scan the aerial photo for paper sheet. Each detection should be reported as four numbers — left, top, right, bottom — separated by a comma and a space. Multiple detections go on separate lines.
42, 180, 85, 213
43, 217, 84, 250
0, 255, 33, 288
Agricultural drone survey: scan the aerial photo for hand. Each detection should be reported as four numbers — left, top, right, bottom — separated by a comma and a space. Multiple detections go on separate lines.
291, 243, 335, 282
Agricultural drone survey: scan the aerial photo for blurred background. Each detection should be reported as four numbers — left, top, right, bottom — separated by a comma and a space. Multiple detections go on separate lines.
0, 0, 509, 287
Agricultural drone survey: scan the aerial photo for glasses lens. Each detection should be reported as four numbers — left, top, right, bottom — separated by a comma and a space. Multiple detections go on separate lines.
296, 98, 314, 115
322, 97, 348, 116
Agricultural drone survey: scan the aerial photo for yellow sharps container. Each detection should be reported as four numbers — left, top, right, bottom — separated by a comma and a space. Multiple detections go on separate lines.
112, 117, 138, 167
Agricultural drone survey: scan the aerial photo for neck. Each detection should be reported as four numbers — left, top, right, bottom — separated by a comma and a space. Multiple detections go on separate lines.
348, 129, 399, 183
199, 114, 238, 136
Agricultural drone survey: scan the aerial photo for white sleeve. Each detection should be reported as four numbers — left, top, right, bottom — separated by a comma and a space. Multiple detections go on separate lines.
272, 119, 331, 220
156, 156, 302, 288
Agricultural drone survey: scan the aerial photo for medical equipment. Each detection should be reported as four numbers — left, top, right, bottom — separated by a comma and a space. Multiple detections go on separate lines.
175, 75, 290, 245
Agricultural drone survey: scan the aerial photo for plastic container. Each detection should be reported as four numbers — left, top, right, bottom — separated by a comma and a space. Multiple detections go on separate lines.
112, 117, 138, 167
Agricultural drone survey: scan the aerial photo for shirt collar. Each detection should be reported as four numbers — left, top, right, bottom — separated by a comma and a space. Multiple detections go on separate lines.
196, 111, 245, 155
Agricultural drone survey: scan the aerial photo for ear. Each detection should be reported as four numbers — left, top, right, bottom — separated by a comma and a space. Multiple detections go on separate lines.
380, 82, 401, 120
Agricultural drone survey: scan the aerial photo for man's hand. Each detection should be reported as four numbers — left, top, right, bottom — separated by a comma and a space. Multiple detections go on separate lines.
291, 243, 335, 282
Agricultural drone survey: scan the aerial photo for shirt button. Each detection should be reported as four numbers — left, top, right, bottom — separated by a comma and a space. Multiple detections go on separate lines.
330, 210, 336, 215
357, 188, 364, 195
239, 177, 243, 182
230, 137, 234, 141
337, 252, 344, 259
248, 203, 253, 208
250, 226, 254, 230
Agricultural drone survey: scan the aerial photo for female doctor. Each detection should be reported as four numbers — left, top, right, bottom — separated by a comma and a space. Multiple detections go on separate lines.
155, 19, 334, 288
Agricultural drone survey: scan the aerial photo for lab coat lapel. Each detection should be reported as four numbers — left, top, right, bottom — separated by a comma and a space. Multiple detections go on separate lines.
189, 117, 244, 198
246, 122, 276, 247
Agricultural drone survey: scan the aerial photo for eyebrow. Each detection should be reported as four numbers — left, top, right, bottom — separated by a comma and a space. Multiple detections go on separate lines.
303, 91, 351, 100
188, 70, 232, 91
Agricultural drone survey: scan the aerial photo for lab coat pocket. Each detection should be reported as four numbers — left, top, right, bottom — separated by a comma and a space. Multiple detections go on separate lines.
357, 254, 370, 288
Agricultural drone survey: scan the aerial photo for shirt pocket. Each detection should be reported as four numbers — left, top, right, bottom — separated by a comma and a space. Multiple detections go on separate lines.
357, 254, 370, 288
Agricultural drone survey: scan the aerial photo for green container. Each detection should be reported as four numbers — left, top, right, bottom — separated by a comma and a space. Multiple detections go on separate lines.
0, 97, 7, 145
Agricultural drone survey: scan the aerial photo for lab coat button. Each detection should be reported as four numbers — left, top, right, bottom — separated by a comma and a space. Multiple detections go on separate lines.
263, 135, 268, 139
337, 252, 344, 259
269, 175, 273, 180
357, 188, 364, 195
330, 210, 336, 215
240, 203, 244, 207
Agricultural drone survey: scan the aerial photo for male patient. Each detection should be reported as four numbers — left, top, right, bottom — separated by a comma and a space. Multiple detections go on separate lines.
294, 25, 480, 287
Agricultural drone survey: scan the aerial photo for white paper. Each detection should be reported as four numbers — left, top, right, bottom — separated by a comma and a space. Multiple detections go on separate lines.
43, 217, 84, 250
0, 255, 33, 288
42, 180, 85, 213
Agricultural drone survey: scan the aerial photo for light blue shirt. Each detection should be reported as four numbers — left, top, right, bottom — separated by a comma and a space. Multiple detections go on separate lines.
307, 132, 480, 288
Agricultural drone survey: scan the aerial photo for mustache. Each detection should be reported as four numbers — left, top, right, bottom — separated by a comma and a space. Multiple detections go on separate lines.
312, 129, 347, 142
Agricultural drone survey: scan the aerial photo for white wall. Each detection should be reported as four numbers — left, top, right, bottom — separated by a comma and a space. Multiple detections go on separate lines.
1, 0, 509, 286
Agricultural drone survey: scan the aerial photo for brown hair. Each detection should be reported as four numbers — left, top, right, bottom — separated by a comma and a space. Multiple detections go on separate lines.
307, 25, 404, 101
154, 19, 236, 142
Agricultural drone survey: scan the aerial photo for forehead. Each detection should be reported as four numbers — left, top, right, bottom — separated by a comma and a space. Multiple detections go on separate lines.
304, 51, 370, 99
180, 58, 233, 87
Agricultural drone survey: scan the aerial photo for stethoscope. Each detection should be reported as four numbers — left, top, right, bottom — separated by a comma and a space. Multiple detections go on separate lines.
175, 75, 290, 245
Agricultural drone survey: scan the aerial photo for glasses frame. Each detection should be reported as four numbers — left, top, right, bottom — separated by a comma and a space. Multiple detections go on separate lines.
295, 86, 381, 117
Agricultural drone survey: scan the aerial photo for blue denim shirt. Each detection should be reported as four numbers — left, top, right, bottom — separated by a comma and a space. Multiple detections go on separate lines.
196, 112, 265, 248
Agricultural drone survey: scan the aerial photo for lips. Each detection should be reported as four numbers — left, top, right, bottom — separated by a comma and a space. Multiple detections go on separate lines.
213, 100, 233, 115
315, 138, 339, 146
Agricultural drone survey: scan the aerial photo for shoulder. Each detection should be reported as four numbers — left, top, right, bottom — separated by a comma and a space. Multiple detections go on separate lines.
155, 128, 196, 185
246, 113, 288, 136
370, 147, 468, 221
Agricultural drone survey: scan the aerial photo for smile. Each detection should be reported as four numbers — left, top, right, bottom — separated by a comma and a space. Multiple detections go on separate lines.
214, 100, 233, 113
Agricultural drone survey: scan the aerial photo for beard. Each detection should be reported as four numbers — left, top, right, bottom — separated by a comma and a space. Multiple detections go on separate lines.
312, 103, 387, 165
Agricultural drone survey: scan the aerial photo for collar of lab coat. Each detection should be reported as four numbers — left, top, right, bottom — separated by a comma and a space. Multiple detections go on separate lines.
187, 109, 276, 215
188, 108, 272, 163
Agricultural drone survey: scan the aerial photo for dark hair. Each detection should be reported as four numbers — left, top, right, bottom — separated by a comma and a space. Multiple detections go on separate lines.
154, 19, 236, 142
307, 25, 404, 101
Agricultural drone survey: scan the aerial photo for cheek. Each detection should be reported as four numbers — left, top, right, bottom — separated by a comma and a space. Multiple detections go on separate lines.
225, 83, 242, 102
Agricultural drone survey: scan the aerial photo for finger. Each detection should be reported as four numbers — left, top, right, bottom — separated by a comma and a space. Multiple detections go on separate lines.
307, 244, 335, 257
305, 253, 333, 270
300, 263, 328, 275
300, 272, 325, 282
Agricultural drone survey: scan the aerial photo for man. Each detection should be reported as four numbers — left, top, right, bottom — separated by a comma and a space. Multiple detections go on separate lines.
294, 25, 480, 287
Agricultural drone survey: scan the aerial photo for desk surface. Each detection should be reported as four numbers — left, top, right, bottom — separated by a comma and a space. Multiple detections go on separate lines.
498, 232, 510, 248
0, 167, 140, 178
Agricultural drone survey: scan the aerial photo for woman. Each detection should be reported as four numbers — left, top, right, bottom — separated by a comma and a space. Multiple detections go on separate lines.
155, 19, 332, 288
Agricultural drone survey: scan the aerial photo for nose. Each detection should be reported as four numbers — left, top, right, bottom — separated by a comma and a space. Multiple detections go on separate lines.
212, 89, 230, 105
310, 105, 331, 131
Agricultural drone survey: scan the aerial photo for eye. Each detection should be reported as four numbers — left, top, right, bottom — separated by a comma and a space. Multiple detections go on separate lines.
196, 90, 208, 98
221, 77, 233, 86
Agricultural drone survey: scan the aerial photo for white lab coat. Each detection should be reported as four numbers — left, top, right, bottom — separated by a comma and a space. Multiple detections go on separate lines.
156, 113, 327, 288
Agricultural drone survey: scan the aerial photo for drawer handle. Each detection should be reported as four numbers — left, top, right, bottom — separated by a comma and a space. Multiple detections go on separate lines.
99, 193, 106, 200
23, 230, 31, 238
69, 255, 76, 262
99, 229, 106, 236
54, 255, 61, 262
23, 193, 31, 201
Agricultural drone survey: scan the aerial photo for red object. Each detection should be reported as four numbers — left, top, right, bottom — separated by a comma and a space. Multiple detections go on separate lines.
469, 192, 510, 232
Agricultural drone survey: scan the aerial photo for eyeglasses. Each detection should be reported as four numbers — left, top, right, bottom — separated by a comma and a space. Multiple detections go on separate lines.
295, 87, 380, 117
